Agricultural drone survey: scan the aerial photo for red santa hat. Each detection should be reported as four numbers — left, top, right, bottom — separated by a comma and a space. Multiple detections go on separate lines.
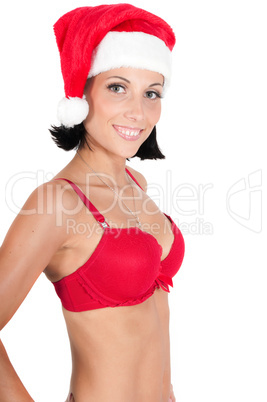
54, 4, 176, 128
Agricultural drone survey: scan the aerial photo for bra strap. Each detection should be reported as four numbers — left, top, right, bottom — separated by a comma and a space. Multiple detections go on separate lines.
54, 178, 109, 229
125, 168, 144, 191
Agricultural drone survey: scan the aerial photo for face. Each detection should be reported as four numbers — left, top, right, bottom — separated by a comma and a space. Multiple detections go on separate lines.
83, 68, 164, 159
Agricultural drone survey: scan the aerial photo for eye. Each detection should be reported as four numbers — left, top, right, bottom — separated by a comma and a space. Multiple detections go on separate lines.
145, 91, 162, 100
107, 84, 126, 94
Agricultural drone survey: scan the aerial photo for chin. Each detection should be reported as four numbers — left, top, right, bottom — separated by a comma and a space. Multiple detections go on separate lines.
118, 151, 137, 159
121, 145, 142, 159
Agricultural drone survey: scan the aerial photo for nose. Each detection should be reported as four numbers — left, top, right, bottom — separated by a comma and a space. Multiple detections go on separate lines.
123, 96, 145, 122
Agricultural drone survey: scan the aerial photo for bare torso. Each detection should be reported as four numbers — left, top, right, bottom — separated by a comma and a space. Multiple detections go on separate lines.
44, 167, 174, 401
63, 291, 170, 401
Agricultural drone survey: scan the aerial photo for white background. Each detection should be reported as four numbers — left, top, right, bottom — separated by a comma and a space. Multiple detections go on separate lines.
0, 0, 266, 401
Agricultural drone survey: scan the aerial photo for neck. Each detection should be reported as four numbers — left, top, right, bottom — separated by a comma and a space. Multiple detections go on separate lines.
75, 146, 129, 187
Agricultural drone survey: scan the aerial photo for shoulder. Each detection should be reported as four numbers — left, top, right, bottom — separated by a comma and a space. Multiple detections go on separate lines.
125, 165, 147, 193
22, 179, 80, 214
15, 179, 84, 240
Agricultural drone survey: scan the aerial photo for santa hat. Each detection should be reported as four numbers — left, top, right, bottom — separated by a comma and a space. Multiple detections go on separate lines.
54, 4, 176, 128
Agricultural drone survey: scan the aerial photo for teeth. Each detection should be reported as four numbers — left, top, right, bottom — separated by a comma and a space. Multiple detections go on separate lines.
115, 126, 141, 136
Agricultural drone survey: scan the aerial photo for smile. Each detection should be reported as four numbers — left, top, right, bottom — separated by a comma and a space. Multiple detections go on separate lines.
113, 125, 143, 141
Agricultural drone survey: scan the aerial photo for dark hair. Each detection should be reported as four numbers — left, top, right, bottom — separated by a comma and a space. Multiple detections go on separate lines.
49, 123, 87, 151
49, 124, 165, 160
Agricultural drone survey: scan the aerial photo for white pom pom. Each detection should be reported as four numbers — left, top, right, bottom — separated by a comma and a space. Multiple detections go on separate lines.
57, 96, 89, 128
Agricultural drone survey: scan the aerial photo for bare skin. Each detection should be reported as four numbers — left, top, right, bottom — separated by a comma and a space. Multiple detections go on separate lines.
0, 68, 177, 401
47, 165, 174, 401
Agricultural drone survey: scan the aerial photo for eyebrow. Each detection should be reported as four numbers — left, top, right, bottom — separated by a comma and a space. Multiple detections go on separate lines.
149, 82, 163, 87
108, 75, 130, 83
107, 76, 164, 87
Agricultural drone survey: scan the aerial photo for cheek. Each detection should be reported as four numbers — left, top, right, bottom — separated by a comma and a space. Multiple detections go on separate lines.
92, 96, 119, 122
147, 102, 161, 125
86, 98, 112, 127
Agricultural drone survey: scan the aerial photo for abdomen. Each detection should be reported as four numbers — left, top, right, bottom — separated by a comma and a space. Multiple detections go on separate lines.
63, 294, 167, 401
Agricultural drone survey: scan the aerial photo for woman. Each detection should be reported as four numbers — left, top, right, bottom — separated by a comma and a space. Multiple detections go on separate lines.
0, 4, 184, 401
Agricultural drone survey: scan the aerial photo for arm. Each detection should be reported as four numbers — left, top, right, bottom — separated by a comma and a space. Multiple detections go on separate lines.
0, 181, 70, 401
0, 339, 34, 401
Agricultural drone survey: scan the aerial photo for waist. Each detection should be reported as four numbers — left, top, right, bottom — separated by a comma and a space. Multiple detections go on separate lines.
63, 295, 169, 401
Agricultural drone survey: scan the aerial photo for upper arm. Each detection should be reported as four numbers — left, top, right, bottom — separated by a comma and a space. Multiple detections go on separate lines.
126, 165, 148, 193
0, 181, 70, 330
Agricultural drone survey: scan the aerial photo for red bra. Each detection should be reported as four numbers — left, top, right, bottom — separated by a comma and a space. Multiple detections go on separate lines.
52, 169, 185, 312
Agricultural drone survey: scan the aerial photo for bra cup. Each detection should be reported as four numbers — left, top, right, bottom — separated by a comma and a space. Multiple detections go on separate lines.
160, 226, 185, 278
52, 177, 185, 312
79, 228, 162, 301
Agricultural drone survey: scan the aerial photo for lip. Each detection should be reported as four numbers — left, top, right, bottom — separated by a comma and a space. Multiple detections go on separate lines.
113, 125, 143, 141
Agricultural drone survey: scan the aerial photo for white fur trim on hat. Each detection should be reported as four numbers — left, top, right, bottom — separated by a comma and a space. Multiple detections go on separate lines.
57, 96, 89, 128
88, 31, 172, 87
